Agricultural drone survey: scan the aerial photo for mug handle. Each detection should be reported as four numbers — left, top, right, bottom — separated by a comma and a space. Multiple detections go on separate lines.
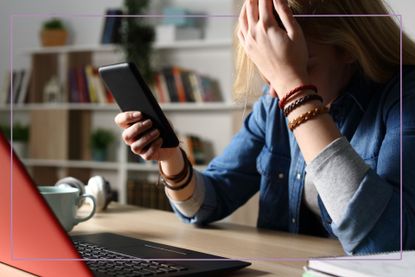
75, 194, 96, 224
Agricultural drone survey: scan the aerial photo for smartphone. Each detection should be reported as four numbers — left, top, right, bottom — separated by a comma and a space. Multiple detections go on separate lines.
98, 62, 179, 148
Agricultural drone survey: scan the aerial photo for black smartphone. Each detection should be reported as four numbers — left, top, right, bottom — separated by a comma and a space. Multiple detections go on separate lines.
98, 62, 179, 148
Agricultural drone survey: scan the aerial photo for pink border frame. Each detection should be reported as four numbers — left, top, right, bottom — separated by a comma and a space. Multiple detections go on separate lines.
8, 13, 403, 262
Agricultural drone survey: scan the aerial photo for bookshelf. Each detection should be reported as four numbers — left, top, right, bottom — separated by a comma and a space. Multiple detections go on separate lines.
0, 0, 260, 225
1, 40, 247, 206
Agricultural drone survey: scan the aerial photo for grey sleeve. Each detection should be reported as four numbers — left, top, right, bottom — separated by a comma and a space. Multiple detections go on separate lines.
165, 170, 205, 218
306, 137, 370, 225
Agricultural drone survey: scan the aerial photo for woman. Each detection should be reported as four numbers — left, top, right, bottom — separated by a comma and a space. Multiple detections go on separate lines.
115, 0, 415, 255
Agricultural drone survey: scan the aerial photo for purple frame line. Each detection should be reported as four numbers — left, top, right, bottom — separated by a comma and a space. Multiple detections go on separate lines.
399, 14, 403, 260
10, 13, 402, 18
9, 12, 403, 262
9, 14, 15, 261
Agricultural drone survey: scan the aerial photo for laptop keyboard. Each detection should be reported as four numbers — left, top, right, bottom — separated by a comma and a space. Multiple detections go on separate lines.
73, 241, 188, 276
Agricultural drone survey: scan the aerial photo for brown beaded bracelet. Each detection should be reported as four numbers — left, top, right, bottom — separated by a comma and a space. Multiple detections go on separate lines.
288, 106, 329, 131
278, 84, 318, 110
283, 94, 323, 117
158, 148, 193, 191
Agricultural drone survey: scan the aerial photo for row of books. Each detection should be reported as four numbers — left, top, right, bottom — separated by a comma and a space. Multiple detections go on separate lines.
152, 67, 223, 103
127, 178, 172, 211
0, 69, 31, 105
68, 65, 114, 103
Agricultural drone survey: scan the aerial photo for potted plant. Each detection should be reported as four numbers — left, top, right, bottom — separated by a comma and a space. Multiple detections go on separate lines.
40, 18, 68, 47
1, 123, 29, 158
121, 0, 155, 82
91, 128, 115, 161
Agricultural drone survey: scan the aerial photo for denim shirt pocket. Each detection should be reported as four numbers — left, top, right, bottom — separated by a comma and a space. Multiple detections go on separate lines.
256, 146, 291, 230
256, 146, 291, 182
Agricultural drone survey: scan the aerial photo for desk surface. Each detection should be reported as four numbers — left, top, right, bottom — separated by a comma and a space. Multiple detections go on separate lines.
71, 203, 344, 276
1, 203, 344, 276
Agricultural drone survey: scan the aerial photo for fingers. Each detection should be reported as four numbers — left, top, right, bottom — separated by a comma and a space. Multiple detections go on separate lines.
114, 111, 143, 129
122, 119, 152, 145
130, 129, 160, 156
258, 0, 274, 27
238, 2, 248, 38
140, 138, 163, 160
246, 0, 259, 29
273, 0, 298, 37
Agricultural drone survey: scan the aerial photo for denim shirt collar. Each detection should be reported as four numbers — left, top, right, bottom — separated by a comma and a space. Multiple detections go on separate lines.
330, 69, 379, 116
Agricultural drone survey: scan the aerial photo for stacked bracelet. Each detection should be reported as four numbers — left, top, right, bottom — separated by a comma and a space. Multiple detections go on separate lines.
278, 84, 318, 110
288, 106, 329, 131
158, 148, 193, 191
283, 94, 323, 117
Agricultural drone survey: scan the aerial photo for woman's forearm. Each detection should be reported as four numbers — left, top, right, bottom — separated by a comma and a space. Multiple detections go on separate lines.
159, 148, 197, 201
285, 96, 342, 163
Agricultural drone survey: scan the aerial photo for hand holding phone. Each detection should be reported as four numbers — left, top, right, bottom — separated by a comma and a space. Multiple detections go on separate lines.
99, 62, 179, 149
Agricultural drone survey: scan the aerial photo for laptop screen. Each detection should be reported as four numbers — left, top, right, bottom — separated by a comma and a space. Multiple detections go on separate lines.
0, 132, 91, 276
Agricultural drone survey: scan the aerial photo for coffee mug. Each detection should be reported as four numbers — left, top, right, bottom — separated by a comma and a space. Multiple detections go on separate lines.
38, 186, 96, 232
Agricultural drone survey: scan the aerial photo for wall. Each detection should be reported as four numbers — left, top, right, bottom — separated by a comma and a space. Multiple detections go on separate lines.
0, 0, 413, 89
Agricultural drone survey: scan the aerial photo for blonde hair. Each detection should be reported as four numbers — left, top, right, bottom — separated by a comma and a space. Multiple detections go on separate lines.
234, 0, 415, 100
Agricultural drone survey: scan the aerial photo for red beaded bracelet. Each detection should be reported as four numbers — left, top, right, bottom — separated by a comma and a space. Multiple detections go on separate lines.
278, 84, 318, 110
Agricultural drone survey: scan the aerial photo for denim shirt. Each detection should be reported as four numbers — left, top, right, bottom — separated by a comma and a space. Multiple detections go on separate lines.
171, 66, 415, 255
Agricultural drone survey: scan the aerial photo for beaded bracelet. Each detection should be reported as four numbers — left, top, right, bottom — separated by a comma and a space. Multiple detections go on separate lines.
158, 148, 193, 191
283, 94, 323, 117
288, 106, 329, 131
278, 84, 318, 110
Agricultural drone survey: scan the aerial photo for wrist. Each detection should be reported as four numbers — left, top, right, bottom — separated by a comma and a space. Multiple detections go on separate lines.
286, 100, 323, 121
273, 76, 310, 99
159, 147, 185, 176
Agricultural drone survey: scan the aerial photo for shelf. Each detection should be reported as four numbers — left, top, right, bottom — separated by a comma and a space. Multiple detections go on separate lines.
1, 103, 118, 111
23, 159, 119, 170
1, 102, 248, 112
19, 39, 232, 55
20, 44, 122, 55
153, 39, 232, 50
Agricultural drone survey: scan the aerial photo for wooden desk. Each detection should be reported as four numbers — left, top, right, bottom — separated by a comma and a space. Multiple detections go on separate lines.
70, 203, 344, 276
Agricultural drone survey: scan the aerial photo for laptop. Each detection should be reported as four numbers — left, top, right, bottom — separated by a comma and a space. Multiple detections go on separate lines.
0, 132, 250, 276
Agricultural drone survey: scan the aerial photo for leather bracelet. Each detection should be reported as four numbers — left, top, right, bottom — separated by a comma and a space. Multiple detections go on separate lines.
158, 148, 188, 183
288, 106, 329, 131
162, 162, 193, 191
279, 84, 318, 110
158, 148, 193, 191
283, 94, 323, 117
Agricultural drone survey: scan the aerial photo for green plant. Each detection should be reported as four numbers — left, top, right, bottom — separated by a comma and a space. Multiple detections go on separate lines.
42, 18, 65, 30
121, 0, 155, 82
91, 129, 115, 150
0, 123, 29, 142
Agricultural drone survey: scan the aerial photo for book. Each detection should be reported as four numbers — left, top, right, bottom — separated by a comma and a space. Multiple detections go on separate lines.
154, 73, 168, 103
84, 65, 98, 103
188, 72, 203, 103
172, 67, 186, 102
17, 69, 31, 104
12, 70, 25, 103
180, 70, 195, 102
0, 72, 10, 105
162, 67, 178, 102
91, 67, 107, 104
101, 9, 123, 44
305, 251, 415, 277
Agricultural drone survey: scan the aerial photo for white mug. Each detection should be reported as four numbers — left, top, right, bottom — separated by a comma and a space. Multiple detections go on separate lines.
38, 186, 96, 232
